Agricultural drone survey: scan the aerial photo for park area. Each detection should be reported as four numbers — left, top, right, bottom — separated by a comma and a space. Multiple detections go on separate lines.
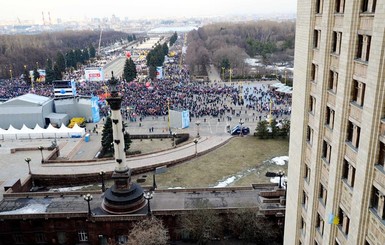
133, 136, 289, 189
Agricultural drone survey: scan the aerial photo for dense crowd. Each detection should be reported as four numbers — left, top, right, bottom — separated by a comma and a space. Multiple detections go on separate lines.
0, 50, 291, 124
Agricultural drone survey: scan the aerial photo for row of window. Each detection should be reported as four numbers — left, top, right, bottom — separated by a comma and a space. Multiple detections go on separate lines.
313, 30, 372, 63
315, 0, 376, 14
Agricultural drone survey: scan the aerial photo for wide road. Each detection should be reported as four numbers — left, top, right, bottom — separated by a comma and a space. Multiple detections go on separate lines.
103, 56, 126, 80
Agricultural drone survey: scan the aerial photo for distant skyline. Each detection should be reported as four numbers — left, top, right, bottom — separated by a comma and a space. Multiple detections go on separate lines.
1, 0, 297, 23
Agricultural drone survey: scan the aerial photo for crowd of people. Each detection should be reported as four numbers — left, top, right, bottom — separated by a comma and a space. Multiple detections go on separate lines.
0, 43, 292, 125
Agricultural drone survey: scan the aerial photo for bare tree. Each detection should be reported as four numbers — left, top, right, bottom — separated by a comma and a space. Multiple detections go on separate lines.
127, 217, 169, 245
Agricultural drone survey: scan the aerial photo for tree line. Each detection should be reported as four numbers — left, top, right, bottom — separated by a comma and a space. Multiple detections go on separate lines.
146, 42, 170, 79
185, 20, 295, 76
0, 30, 128, 79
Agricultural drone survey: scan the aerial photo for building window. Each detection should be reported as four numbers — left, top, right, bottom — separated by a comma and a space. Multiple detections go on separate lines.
347, 121, 361, 149
309, 96, 316, 114
35, 233, 46, 244
335, 0, 345, 13
371, 187, 385, 219
304, 164, 311, 183
301, 216, 306, 236
325, 106, 335, 129
316, 0, 323, 14
356, 35, 372, 62
342, 159, 356, 188
322, 140, 332, 163
328, 70, 338, 93
302, 191, 309, 209
319, 183, 327, 205
78, 231, 88, 242
311, 63, 318, 82
316, 212, 324, 235
351, 80, 365, 107
361, 0, 377, 13
378, 142, 385, 168
13, 234, 24, 244
332, 31, 342, 54
117, 235, 129, 244
307, 126, 314, 144
314, 30, 321, 49
338, 208, 350, 235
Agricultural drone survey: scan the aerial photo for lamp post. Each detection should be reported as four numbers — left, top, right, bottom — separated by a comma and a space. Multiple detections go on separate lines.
221, 67, 225, 81
239, 119, 244, 137
25, 157, 32, 174
99, 171, 106, 192
193, 138, 198, 157
195, 121, 200, 138
143, 191, 154, 216
38, 146, 44, 163
9, 69, 12, 80
152, 173, 157, 191
83, 194, 93, 216
172, 132, 176, 148
277, 170, 285, 189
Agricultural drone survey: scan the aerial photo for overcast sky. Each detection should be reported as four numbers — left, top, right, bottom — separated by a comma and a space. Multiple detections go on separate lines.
2, 0, 297, 22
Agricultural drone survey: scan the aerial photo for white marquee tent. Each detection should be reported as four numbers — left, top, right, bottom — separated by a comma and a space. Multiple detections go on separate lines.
0, 123, 85, 140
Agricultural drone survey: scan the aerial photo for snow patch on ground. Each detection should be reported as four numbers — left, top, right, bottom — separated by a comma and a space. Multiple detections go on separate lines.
49, 185, 93, 192
0, 203, 49, 214
271, 156, 289, 165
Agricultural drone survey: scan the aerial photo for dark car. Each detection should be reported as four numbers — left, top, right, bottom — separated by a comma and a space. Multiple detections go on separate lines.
230, 125, 250, 135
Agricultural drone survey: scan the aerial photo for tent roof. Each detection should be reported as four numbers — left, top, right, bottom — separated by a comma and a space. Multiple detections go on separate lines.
1, 93, 51, 107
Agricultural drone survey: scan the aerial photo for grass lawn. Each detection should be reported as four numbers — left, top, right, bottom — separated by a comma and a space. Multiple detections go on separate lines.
134, 136, 289, 189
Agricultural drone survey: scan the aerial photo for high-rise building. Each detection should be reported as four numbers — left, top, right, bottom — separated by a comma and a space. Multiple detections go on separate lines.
285, 0, 385, 244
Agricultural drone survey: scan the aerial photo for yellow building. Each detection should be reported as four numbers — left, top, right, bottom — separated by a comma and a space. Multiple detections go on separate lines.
285, 0, 385, 245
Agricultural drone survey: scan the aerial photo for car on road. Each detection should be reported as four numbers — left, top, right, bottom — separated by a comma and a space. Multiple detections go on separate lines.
230, 125, 250, 135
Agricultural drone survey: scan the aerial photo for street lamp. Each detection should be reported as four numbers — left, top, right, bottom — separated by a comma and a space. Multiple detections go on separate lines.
38, 146, 44, 163
83, 194, 93, 216
221, 67, 225, 81
195, 121, 201, 138
277, 170, 285, 189
172, 132, 177, 148
25, 157, 31, 174
239, 119, 244, 137
9, 69, 12, 80
99, 171, 106, 192
152, 173, 157, 191
143, 191, 154, 216
193, 138, 198, 157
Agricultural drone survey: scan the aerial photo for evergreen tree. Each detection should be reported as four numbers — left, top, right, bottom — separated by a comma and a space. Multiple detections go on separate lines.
65, 50, 76, 68
45, 58, 55, 83
100, 117, 132, 157
162, 43, 169, 57
23, 66, 30, 84
89, 44, 96, 58
169, 32, 178, 46
81, 49, 89, 63
270, 118, 279, 139
74, 49, 82, 67
55, 52, 66, 73
149, 66, 157, 79
33, 67, 40, 82
123, 58, 137, 82
53, 63, 62, 80
256, 120, 269, 139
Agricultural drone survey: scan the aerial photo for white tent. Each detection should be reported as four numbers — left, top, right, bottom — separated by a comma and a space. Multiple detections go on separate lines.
0, 123, 86, 140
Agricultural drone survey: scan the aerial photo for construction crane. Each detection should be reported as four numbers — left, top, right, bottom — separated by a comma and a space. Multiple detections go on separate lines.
41, 11, 45, 25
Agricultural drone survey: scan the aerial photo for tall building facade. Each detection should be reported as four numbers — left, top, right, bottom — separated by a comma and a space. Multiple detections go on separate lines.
285, 0, 385, 244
